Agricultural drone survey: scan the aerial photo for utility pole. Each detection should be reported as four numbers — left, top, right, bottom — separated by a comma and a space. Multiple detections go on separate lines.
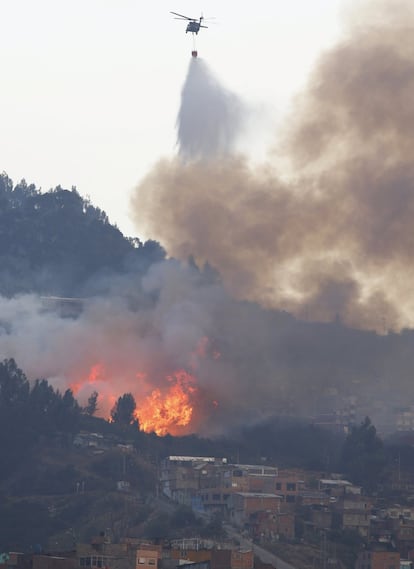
321, 530, 327, 569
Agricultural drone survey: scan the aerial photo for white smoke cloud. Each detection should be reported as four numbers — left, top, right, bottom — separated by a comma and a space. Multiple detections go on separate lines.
133, 1, 414, 333
4, 1, 414, 437
0, 266, 253, 435
177, 58, 243, 159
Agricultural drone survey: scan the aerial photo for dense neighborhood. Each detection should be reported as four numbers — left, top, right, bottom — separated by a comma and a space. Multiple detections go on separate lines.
2, 432, 414, 569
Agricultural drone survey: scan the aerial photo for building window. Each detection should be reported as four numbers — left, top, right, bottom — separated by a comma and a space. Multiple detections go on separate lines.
80, 557, 105, 568
286, 495, 295, 503
276, 483, 282, 490
286, 483, 296, 491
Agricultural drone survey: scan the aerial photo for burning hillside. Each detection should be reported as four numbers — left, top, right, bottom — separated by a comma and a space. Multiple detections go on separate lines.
136, 370, 197, 436
3, 1, 414, 436
73, 365, 201, 435
65, 325, 221, 435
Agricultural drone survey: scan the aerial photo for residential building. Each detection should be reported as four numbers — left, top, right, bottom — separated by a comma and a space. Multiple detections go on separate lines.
273, 469, 305, 505
355, 547, 400, 569
136, 544, 162, 569
248, 510, 295, 542
170, 545, 253, 569
229, 493, 282, 527
160, 456, 227, 505
333, 495, 372, 537
396, 520, 414, 557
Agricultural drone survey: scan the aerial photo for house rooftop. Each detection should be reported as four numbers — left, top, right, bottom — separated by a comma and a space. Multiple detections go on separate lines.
167, 456, 227, 463
235, 492, 283, 499
320, 479, 352, 486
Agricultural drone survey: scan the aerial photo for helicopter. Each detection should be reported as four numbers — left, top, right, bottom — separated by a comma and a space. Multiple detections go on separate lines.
170, 12, 208, 35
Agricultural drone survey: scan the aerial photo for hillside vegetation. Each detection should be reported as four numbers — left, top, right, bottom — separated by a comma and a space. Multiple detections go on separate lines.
0, 173, 164, 297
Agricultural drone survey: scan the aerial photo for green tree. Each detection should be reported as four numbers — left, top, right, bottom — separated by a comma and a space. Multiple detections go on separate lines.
0, 358, 30, 410
0, 360, 34, 479
56, 388, 81, 432
110, 393, 137, 427
341, 417, 386, 492
84, 390, 99, 416
29, 378, 59, 434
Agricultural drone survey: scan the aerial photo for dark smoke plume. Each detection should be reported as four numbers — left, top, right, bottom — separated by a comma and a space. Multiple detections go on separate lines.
5, 0, 414, 438
4, 271, 414, 436
132, 0, 414, 332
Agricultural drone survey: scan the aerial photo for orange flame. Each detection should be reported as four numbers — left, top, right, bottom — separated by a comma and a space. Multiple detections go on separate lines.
68, 335, 221, 435
136, 370, 197, 436
70, 363, 104, 395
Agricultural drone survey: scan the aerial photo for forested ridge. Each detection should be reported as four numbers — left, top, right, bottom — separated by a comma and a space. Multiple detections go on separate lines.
3, 170, 414, 421
2, 170, 414, 447
0, 173, 165, 297
2, 172, 414, 556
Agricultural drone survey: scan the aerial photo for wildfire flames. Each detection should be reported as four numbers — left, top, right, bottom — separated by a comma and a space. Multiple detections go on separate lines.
136, 370, 197, 436
72, 365, 199, 435
70, 363, 103, 395
69, 337, 218, 436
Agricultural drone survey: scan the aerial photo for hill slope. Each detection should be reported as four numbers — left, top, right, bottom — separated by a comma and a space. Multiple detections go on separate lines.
0, 174, 164, 297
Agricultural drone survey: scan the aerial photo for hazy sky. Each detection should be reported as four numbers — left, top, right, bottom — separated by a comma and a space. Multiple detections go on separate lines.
1, 0, 345, 237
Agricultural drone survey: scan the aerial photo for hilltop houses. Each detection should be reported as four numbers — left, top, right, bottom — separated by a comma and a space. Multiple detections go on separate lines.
159, 455, 414, 567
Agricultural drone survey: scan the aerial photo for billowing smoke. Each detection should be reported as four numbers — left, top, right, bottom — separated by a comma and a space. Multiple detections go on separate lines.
0, 266, 229, 435
0, 264, 324, 436
177, 58, 242, 159
5, 264, 414, 436
5, 0, 414, 437
133, 0, 414, 332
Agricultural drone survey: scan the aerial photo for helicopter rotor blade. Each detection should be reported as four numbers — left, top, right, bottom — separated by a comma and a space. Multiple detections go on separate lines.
170, 11, 195, 20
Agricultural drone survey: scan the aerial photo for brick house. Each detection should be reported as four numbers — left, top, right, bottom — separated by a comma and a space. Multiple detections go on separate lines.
171, 546, 253, 569
136, 544, 162, 569
355, 548, 400, 569
273, 469, 305, 505
229, 493, 283, 527
333, 495, 372, 537
396, 520, 414, 557
248, 510, 295, 542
